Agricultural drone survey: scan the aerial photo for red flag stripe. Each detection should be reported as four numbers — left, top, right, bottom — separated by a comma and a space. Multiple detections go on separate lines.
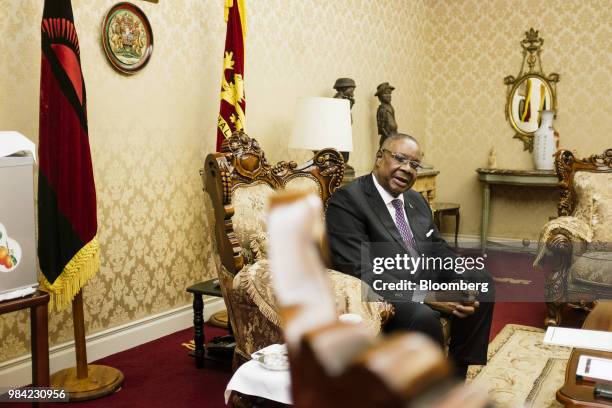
39, 54, 96, 242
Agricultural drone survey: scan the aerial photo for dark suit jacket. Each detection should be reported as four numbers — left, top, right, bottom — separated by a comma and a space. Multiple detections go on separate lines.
325, 174, 460, 298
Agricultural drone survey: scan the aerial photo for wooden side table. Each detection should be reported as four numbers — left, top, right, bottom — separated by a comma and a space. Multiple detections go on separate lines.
432, 202, 460, 247
557, 302, 612, 407
0, 291, 50, 387
186, 279, 233, 368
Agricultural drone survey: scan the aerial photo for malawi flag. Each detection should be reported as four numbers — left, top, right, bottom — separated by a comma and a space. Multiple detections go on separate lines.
216, 0, 246, 151
38, 0, 99, 311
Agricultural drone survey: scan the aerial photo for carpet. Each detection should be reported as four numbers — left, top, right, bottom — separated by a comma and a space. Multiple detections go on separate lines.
468, 324, 570, 408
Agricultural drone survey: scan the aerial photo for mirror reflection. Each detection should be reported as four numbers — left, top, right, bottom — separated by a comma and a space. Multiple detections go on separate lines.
504, 28, 559, 151
509, 76, 553, 133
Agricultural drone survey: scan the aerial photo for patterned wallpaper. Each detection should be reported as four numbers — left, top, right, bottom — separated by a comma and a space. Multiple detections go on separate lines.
422, 0, 611, 238
0, 0, 427, 363
0, 0, 609, 364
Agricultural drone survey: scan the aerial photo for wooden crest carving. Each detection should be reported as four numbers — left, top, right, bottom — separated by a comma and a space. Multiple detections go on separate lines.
555, 148, 612, 216
223, 131, 268, 179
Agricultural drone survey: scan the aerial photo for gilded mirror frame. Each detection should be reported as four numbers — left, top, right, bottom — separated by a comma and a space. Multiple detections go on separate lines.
504, 28, 559, 152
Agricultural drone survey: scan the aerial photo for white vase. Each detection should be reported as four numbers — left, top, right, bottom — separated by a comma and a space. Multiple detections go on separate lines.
533, 110, 556, 170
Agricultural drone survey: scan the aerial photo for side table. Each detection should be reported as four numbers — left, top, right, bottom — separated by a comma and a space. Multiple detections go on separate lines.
431, 202, 460, 247
186, 279, 234, 368
557, 302, 612, 407
476, 168, 558, 252
0, 291, 50, 387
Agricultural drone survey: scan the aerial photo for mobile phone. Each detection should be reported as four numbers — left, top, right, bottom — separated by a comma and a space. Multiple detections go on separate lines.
594, 383, 612, 400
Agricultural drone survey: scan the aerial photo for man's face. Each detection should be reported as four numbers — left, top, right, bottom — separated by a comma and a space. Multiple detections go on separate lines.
373, 138, 421, 197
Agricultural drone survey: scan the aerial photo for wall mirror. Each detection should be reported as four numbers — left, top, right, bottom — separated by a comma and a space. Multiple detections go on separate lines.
504, 28, 559, 151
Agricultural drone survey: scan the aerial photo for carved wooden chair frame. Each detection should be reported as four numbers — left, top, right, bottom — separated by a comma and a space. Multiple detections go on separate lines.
202, 131, 345, 276
545, 148, 612, 325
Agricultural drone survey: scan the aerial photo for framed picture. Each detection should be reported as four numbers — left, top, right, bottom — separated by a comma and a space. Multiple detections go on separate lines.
102, 2, 153, 74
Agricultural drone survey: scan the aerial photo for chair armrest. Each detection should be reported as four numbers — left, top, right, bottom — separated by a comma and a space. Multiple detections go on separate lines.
328, 270, 394, 333
534, 216, 592, 267
233, 260, 393, 336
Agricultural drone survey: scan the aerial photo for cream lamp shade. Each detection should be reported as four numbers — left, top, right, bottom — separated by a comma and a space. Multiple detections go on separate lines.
289, 97, 353, 152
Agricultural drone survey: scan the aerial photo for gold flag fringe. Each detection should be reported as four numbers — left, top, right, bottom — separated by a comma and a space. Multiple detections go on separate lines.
39, 236, 100, 311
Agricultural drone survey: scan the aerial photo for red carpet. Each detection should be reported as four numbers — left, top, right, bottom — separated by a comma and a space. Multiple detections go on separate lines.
40, 324, 232, 408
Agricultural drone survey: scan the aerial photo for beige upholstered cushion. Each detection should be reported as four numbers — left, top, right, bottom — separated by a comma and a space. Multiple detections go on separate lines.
284, 175, 322, 196
232, 177, 323, 259
573, 172, 612, 242
234, 259, 390, 335
232, 182, 275, 252
571, 251, 612, 286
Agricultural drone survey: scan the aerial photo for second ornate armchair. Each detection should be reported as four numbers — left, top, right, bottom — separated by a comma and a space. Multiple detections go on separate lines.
202, 132, 392, 368
535, 149, 612, 326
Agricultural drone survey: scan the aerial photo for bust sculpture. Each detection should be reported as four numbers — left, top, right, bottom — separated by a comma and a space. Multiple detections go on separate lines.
375, 82, 398, 147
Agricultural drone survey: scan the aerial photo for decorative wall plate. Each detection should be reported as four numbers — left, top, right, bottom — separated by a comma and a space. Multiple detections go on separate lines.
102, 2, 153, 74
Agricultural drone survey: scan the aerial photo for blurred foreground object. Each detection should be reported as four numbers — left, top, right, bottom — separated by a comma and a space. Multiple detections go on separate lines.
267, 191, 489, 408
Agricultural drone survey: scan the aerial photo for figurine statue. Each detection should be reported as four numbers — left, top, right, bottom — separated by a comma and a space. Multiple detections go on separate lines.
333, 78, 356, 183
375, 82, 398, 147
333, 77, 356, 109
488, 147, 497, 169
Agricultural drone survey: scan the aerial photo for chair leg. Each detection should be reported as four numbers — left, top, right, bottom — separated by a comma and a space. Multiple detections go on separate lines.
454, 210, 460, 247
434, 212, 441, 230
192, 293, 205, 368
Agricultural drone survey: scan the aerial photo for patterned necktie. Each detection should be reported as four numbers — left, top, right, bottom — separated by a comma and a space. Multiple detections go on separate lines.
391, 199, 417, 251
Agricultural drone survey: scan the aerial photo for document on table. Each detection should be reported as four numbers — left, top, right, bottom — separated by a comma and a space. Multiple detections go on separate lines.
544, 327, 612, 352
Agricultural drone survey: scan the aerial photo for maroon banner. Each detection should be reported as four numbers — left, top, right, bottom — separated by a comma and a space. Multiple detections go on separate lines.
216, 0, 246, 151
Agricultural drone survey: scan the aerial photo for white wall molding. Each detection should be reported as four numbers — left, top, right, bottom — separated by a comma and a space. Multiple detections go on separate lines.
0, 297, 225, 388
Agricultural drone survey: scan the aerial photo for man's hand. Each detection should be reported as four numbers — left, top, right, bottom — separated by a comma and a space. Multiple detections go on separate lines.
425, 300, 479, 319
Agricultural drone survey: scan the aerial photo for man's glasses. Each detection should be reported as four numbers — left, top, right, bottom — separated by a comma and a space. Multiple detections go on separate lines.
380, 148, 431, 170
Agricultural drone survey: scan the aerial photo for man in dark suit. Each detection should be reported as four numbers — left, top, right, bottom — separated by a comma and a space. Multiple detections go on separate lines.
325, 133, 494, 377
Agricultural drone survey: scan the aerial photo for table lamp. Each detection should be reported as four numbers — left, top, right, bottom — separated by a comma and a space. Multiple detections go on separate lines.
289, 97, 354, 182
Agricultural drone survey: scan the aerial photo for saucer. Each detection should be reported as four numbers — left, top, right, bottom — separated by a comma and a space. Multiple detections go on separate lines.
251, 344, 289, 371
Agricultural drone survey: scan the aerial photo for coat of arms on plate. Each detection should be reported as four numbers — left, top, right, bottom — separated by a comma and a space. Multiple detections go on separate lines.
102, 2, 153, 74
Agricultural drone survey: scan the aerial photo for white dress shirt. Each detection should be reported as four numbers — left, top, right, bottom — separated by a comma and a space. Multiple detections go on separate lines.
371, 173, 410, 227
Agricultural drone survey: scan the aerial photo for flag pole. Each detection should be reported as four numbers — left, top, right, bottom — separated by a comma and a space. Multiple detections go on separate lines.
49, 290, 124, 401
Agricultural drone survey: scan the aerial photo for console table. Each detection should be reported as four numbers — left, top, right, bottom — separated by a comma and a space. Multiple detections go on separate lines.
476, 168, 558, 251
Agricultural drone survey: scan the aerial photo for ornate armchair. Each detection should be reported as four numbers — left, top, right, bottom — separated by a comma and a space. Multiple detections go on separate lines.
203, 132, 392, 368
534, 149, 612, 326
